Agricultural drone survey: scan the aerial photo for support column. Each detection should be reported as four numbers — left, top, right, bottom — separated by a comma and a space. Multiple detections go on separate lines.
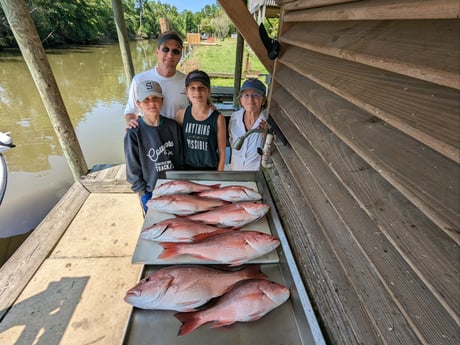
0, 0, 88, 180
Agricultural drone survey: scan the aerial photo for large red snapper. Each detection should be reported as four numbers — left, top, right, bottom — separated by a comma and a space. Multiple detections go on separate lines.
141, 218, 234, 242
152, 179, 220, 198
146, 194, 229, 215
175, 279, 290, 335
197, 185, 262, 202
124, 265, 267, 311
185, 201, 270, 228
158, 230, 280, 266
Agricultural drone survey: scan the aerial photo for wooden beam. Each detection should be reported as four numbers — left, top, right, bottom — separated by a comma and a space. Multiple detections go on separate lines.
278, 46, 460, 162
280, 20, 460, 90
274, 66, 460, 236
112, 0, 135, 83
283, 0, 460, 21
269, 103, 459, 343
282, 0, 359, 11
0, 0, 88, 180
218, 0, 274, 73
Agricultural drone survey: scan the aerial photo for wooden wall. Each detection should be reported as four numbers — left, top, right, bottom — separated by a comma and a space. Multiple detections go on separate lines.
263, 0, 459, 344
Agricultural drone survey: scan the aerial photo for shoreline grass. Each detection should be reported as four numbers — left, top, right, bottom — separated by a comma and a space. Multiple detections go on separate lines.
179, 38, 268, 87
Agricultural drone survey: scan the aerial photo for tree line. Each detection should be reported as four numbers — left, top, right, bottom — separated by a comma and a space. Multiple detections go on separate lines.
0, 0, 234, 49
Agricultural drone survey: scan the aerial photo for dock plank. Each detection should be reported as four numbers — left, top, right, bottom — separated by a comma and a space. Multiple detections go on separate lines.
0, 257, 142, 345
81, 164, 132, 193
0, 182, 89, 319
50, 193, 144, 258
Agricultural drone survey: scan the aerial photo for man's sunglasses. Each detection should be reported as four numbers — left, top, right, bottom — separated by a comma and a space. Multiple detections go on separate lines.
161, 46, 181, 56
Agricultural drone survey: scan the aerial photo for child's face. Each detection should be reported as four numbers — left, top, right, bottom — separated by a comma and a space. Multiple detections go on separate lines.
137, 96, 163, 118
186, 81, 209, 104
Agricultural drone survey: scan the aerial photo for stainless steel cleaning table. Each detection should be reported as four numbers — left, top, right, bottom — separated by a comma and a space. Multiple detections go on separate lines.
122, 171, 326, 345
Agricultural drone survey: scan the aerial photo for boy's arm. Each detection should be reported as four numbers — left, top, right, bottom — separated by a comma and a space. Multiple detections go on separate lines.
124, 130, 145, 193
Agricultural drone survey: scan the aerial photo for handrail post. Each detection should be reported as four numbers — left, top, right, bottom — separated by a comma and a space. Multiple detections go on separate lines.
112, 0, 135, 84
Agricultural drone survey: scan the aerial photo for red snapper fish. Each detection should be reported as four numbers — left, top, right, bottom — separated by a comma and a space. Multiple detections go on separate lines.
185, 201, 270, 228
124, 265, 267, 312
175, 279, 290, 335
197, 185, 262, 202
141, 218, 234, 242
146, 194, 229, 215
152, 179, 220, 198
158, 230, 280, 266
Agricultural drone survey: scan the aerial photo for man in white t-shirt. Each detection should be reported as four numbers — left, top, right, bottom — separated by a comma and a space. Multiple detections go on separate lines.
124, 31, 189, 128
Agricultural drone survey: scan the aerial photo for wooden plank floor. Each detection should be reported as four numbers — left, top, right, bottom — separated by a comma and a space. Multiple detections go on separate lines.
0, 164, 144, 345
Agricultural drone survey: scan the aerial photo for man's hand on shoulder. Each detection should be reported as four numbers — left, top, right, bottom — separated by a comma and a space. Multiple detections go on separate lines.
125, 113, 140, 129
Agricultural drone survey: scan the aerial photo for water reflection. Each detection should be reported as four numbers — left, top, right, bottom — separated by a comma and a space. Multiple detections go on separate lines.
0, 41, 158, 238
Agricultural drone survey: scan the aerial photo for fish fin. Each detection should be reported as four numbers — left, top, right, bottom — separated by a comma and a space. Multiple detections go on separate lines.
229, 225, 242, 231
209, 319, 236, 328
175, 312, 204, 336
247, 311, 266, 321
191, 229, 234, 242
209, 183, 221, 189
179, 300, 201, 308
228, 259, 247, 267
241, 264, 268, 280
158, 242, 180, 259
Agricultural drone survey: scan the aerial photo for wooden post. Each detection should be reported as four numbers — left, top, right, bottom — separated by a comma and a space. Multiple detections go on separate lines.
112, 0, 135, 83
0, 0, 88, 180
160, 17, 170, 33
218, 0, 274, 73
233, 31, 245, 108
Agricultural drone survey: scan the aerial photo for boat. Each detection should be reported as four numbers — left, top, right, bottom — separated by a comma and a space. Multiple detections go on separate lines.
0, 132, 15, 206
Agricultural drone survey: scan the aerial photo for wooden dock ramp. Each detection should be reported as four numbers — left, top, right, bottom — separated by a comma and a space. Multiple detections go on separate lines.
0, 164, 144, 345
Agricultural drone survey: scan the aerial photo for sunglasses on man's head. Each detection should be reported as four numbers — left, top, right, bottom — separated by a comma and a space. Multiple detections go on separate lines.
161, 46, 181, 56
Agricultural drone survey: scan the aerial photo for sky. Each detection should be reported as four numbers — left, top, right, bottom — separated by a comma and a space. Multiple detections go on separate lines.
167, 0, 218, 13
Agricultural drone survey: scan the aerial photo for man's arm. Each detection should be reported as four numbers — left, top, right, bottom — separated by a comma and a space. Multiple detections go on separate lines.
124, 78, 140, 128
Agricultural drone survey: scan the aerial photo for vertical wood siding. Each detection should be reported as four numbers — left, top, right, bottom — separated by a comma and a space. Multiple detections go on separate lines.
265, 0, 460, 344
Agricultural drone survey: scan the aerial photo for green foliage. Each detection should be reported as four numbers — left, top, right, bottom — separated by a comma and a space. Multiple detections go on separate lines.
0, 0, 117, 48
0, 1, 243, 49
211, 9, 231, 41
180, 38, 268, 88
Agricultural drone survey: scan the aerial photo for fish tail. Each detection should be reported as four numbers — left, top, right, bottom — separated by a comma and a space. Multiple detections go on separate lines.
158, 242, 180, 259
241, 264, 269, 280
175, 311, 204, 336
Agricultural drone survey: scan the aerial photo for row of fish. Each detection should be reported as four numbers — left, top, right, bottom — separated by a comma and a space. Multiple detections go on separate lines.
145, 180, 276, 265
124, 265, 290, 336
151, 179, 263, 202
127, 179, 290, 335
142, 201, 270, 239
